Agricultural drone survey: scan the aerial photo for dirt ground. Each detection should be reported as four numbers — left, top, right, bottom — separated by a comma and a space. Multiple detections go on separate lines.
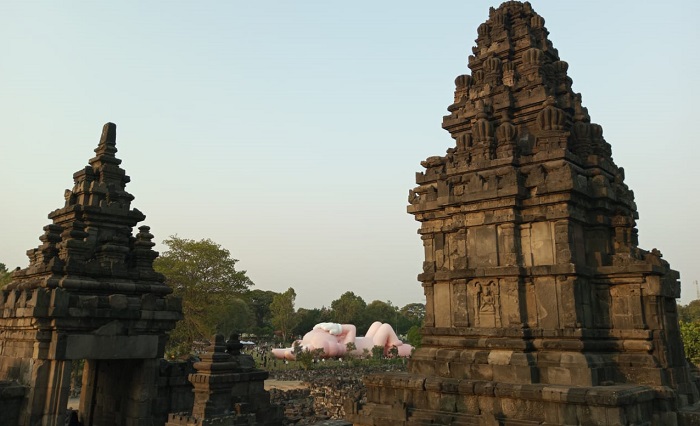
67, 398, 79, 410
264, 380, 307, 391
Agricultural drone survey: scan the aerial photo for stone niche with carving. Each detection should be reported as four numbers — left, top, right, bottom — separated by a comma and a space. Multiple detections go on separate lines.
349, 2, 700, 425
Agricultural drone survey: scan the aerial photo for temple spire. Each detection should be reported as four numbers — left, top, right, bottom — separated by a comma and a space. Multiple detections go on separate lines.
90, 122, 121, 166
7, 123, 160, 292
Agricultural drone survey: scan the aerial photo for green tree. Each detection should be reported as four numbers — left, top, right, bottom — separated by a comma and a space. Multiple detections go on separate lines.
293, 308, 322, 337
406, 325, 423, 348
363, 300, 398, 333
241, 289, 278, 337
398, 302, 425, 335
154, 236, 254, 356
679, 300, 700, 323
215, 297, 255, 337
400, 303, 425, 325
330, 291, 366, 325
270, 287, 299, 343
680, 321, 700, 365
388, 345, 399, 358
0, 263, 13, 287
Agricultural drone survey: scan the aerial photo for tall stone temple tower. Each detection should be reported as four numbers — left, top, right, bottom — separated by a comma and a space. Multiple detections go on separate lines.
350, 2, 700, 425
0, 123, 182, 426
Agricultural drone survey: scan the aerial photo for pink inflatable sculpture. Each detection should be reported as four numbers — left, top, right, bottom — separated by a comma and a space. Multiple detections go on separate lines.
271, 321, 413, 360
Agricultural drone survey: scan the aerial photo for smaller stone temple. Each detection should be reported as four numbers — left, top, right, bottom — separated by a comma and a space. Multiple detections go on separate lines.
348, 1, 700, 425
166, 334, 283, 426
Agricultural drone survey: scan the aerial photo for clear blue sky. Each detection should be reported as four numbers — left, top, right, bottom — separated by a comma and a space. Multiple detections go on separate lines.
1, 1, 698, 309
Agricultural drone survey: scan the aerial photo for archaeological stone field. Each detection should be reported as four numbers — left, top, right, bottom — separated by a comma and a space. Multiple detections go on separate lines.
1, 1, 699, 425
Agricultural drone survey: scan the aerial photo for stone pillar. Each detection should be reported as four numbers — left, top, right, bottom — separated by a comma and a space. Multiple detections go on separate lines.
124, 359, 159, 426
21, 359, 71, 426
497, 222, 518, 266
422, 283, 435, 328
79, 360, 97, 426
554, 219, 573, 264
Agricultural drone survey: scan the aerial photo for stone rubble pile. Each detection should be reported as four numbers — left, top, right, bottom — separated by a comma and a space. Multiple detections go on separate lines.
268, 364, 406, 425
268, 389, 313, 424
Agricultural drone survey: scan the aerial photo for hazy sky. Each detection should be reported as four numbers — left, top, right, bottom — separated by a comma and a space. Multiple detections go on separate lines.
1, 1, 698, 309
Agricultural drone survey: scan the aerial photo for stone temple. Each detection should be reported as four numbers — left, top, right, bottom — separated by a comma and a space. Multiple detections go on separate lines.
0, 124, 282, 425
0, 123, 183, 425
349, 1, 700, 425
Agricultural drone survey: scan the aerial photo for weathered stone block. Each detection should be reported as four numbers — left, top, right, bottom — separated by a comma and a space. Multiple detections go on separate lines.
454, 393, 479, 415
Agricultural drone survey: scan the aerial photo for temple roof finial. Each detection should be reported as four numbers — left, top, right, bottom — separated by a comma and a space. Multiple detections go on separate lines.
91, 122, 120, 166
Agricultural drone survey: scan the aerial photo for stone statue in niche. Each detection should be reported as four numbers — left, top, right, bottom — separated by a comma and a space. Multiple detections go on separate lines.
479, 282, 495, 312
476, 281, 497, 327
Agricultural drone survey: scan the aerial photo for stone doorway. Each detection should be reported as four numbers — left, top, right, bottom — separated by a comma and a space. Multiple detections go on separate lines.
74, 359, 157, 426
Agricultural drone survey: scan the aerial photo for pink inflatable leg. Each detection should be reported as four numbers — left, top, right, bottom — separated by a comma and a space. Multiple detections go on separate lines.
371, 324, 403, 347
364, 321, 383, 339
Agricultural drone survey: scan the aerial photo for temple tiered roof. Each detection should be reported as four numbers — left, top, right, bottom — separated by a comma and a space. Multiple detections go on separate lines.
7, 123, 169, 294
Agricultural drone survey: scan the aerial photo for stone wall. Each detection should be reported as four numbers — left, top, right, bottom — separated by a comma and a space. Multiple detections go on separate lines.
0, 362, 374, 426
269, 388, 313, 423
270, 384, 360, 425
153, 360, 195, 425
310, 377, 363, 420
0, 381, 26, 426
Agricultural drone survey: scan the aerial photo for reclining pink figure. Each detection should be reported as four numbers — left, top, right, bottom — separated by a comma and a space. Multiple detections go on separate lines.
271, 321, 413, 360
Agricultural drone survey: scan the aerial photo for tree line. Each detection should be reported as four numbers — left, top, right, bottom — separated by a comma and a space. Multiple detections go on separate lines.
152, 236, 424, 357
